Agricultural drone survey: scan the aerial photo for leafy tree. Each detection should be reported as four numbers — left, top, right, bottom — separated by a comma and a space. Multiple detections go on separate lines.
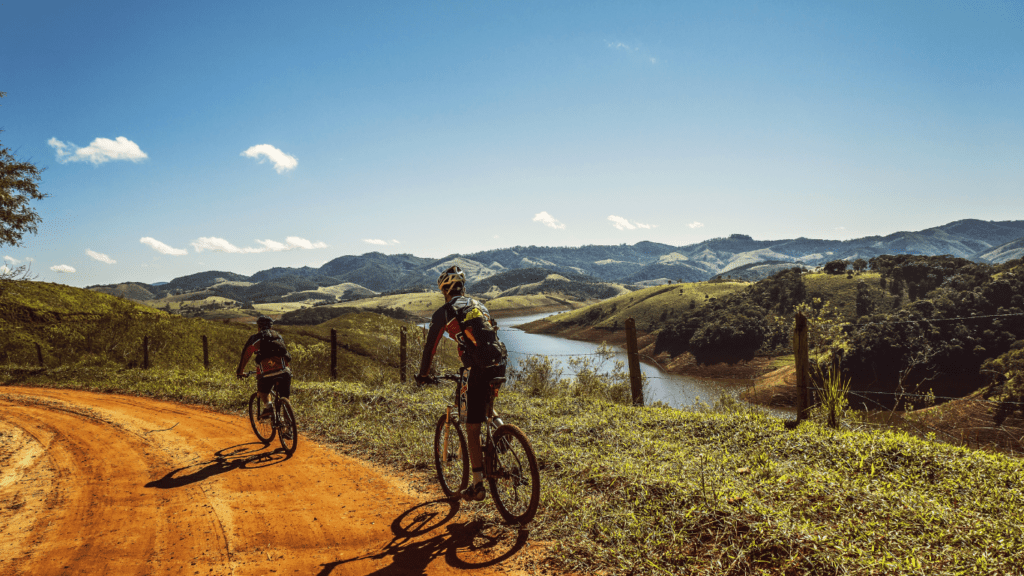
747, 267, 806, 315
852, 259, 868, 273
855, 281, 874, 318
823, 260, 848, 275
687, 293, 766, 364
982, 346, 1024, 424
0, 92, 47, 248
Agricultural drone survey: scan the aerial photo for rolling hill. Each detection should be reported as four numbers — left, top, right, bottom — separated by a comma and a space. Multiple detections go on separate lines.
87, 219, 1024, 310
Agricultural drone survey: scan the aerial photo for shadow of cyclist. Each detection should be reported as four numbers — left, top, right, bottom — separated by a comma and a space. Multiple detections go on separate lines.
145, 442, 291, 489
316, 498, 529, 575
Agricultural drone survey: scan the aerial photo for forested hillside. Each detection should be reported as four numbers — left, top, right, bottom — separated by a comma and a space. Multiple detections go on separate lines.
538, 256, 1024, 418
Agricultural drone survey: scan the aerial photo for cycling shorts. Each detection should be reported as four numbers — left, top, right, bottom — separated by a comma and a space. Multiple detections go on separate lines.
465, 364, 506, 425
257, 372, 291, 398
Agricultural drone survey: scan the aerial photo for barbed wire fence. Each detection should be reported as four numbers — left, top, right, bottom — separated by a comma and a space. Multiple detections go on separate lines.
397, 311, 1024, 454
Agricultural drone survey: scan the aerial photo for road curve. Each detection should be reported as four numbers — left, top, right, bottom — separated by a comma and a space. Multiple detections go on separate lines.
0, 386, 535, 576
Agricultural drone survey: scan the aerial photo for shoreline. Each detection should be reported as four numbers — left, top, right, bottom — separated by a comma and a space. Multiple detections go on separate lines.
518, 317, 783, 384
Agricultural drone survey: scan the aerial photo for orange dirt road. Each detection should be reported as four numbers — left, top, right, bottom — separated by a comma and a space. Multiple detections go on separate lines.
0, 387, 536, 576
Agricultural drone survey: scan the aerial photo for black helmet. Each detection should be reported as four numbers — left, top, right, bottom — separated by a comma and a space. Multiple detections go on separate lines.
437, 265, 466, 294
256, 316, 273, 330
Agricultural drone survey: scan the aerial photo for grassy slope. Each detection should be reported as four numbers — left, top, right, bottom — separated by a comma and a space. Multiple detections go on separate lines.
0, 280, 454, 381
804, 271, 896, 321
4, 281, 1023, 574
543, 281, 750, 332
4, 366, 1021, 575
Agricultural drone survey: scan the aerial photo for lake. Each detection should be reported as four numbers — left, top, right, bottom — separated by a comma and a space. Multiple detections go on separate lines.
497, 312, 763, 410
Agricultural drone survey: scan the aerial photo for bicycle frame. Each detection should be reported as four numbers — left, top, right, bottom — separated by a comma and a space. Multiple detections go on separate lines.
440, 368, 503, 478
431, 369, 539, 524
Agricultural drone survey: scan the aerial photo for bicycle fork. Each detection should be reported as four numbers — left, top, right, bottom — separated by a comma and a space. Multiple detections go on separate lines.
442, 406, 458, 461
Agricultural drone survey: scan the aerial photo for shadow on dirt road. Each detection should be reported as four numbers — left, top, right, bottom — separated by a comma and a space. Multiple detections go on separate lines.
317, 498, 530, 575
145, 442, 292, 489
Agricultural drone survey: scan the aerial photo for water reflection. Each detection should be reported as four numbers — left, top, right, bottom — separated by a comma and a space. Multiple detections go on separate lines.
497, 312, 766, 411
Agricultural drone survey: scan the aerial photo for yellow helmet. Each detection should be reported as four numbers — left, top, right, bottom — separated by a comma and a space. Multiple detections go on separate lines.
437, 265, 466, 293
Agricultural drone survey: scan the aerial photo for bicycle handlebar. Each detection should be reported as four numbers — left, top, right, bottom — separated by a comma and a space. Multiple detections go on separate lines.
420, 373, 462, 385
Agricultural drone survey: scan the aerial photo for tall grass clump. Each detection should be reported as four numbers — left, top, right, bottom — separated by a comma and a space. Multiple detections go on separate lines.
506, 344, 643, 405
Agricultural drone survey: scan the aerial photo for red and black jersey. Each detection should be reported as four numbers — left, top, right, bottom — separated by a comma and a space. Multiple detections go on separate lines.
237, 329, 291, 379
419, 295, 503, 375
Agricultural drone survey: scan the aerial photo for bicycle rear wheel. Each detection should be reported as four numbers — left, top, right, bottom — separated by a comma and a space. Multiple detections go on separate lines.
248, 392, 276, 444
276, 399, 298, 454
488, 424, 541, 525
433, 414, 469, 499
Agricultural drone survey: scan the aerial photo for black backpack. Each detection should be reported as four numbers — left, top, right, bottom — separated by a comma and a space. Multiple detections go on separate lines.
256, 329, 289, 363
448, 297, 507, 368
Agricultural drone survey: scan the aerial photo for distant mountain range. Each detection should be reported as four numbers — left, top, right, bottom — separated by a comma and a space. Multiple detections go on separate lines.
89, 219, 1024, 301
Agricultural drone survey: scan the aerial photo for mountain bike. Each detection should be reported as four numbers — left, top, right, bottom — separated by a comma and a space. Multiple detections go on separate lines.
243, 371, 298, 454
428, 368, 540, 524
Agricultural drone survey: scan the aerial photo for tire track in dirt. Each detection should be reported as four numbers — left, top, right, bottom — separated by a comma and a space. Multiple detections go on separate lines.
0, 387, 537, 576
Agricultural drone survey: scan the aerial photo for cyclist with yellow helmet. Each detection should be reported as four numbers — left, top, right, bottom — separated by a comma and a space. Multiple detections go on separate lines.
416, 265, 507, 501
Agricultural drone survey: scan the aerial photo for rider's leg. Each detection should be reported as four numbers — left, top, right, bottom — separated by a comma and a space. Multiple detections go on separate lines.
466, 422, 483, 485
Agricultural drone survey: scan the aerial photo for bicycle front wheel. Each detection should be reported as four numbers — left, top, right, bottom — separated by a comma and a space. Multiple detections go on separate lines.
433, 414, 468, 499
488, 424, 541, 525
248, 392, 276, 444
276, 399, 298, 454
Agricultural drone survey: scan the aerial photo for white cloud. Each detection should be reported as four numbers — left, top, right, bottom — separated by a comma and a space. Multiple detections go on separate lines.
608, 215, 656, 230
533, 211, 565, 230
193, 236, 327, 253
609, 215, 635, 230
688, 222, 704, 229
86, 249, 116, 264
49, 136, 147, 164
283, 236, 328, 250
363, 239, 390, 246
607, 41, 637, 51
255, 237, 328, 251
241, 144, 298, 173
4, 255, 20, 264
191, 237, 257, 254
140, 237, 188, 255
256, 239, 289, 251
51, 264, 76, 273
25, 257, 33, 262
606, 41, 657, 64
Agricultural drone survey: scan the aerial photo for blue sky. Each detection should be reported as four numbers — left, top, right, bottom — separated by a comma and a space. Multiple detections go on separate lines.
1, 0, 1022, 287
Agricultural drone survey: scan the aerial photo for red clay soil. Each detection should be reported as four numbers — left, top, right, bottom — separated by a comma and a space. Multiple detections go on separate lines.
906, 391, 1024, 453
739, 366, 799, 408
0, 387, 543, 576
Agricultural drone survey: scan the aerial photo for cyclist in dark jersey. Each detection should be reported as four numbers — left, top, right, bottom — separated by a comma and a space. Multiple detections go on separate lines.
236, 316, 292, 420
416, 266, 507, 501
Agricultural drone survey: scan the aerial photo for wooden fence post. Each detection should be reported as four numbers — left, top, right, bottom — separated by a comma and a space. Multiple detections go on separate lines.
35, 343, 43, 368
400, 327, 407, 383
330, 328, 337, 380
793, 312, 810, 422
143, 336, 150, 370
202, 335, 209, 370
625, 318, 644, 406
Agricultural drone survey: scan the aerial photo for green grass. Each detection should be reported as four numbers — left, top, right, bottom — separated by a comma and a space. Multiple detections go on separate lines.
548, 281, 750, 333
4, 365, 1021, 576
0, 280, 458, 383
804, 272, 896, 321
4, 280, 1023, 574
